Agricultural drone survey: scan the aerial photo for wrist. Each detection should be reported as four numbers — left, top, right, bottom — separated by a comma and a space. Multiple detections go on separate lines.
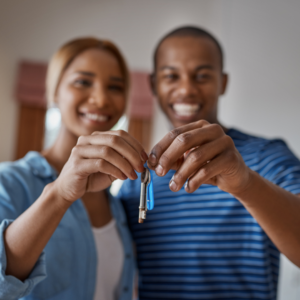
43, 182, 72, 211
231, 168, 257, 199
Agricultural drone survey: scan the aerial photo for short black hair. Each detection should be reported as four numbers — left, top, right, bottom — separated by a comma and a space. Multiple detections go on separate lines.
153, 26, 224, 72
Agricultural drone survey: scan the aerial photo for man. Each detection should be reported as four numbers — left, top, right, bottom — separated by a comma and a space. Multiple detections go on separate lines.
119, 26, 300, 299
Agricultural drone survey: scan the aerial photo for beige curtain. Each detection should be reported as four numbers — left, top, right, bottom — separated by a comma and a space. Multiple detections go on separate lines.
128, 72, 154, 153
14, 61, 47, 159
15, 105, 46, 159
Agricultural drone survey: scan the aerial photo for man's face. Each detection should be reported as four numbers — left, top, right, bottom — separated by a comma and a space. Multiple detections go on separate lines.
153, 36, 227, 128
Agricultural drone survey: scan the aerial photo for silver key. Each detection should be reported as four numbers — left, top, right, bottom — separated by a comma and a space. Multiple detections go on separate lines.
139, 169, 151, 223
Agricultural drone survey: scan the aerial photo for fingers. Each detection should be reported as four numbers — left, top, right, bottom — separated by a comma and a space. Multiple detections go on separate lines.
99, 130, 148, 162
76, 158, 128, 181
168, 136, 230, 191
76, 130, 145, 174
185, 153, 231, 193
148, 120, 210, 168
148, 122, 225, 177
72, 145, 138, 180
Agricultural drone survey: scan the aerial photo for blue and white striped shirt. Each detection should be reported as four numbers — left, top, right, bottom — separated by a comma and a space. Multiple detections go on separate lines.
119, 128, 300, 300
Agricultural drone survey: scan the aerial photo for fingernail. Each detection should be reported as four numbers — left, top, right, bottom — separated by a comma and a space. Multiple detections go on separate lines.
155, 164, 164, 176
122, 173, 128, 180
149, 153, 157, 165
169, 180, 177, 191
139, 163, 145, 172
130, 170, 138, 180
141, 151, 148, 162
185, 181, 189, 192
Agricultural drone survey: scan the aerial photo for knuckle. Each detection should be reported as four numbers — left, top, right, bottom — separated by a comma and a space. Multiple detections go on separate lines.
176, 132, 192, 144
101, 146, 111, 157
189, 150, 203, 163
168, 128, 181, 140
223, 135, 234, 148
109, 134, 119, 145
95, 159, 105, 169
116, 129, 126, 137
199, 167, 209, 178
159, 154, 171, 167
197, 119, 209, 127
91, 131, 100, 136
71, 145, 81, 156
210, 124, 223, 135
77, 135, 86, 145
152, 144, 163, 157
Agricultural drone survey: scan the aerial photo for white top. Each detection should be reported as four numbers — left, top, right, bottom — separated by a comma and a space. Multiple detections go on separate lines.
92, 219, 124, 300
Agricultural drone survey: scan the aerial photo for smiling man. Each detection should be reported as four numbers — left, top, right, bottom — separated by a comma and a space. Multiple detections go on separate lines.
119, 26, 300, 300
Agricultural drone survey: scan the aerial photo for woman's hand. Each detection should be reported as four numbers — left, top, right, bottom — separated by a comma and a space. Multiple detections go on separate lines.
147, 120, 250, 195
53, 130, 148, 203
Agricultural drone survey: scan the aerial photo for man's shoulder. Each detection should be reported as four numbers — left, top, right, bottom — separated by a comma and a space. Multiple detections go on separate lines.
228, 128, 288, 153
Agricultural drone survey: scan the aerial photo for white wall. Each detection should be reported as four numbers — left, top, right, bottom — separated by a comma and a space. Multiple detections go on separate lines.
0, 0, 219, 162
0, 0, 299, 298
214, 1, 300, 298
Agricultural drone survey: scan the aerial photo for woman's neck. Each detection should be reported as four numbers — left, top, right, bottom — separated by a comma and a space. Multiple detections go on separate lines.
41, 124, 78, 173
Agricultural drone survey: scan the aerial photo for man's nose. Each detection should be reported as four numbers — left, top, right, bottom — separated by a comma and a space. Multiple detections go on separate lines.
177, 77, 197, 97
88, 85, 109, 107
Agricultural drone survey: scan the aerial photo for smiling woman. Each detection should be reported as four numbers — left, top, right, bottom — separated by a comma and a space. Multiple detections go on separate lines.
0, 37, 144, 300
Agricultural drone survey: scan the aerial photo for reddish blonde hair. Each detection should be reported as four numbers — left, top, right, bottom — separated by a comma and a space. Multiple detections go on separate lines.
46, 37, 129, 104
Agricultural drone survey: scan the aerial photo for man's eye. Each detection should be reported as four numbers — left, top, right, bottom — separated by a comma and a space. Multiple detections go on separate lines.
73, 79, 92, 87
196, 74, 210, 81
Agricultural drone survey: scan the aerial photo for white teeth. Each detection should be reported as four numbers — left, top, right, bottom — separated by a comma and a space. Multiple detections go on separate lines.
85, 113, 108, 122
173, 103, 200, 117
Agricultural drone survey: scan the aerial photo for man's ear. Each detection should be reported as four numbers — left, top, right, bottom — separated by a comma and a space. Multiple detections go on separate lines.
221, 73, 229, 95
149, 73, 157, 96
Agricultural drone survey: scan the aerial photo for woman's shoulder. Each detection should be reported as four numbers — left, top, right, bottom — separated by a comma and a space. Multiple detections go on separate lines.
0, 151, 56, 180
0, 152, 56, 215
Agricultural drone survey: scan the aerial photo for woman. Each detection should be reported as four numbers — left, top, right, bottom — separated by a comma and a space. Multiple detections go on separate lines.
0, 37, 147, 300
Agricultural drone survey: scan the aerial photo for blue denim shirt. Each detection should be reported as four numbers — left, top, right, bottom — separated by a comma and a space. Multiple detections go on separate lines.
0, 152, 135, 300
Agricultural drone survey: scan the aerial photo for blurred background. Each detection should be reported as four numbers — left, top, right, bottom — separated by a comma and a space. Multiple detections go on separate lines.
0, 0, 299, 298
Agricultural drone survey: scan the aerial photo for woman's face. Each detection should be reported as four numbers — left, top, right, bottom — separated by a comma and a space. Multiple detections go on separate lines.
55, 48, 126, 137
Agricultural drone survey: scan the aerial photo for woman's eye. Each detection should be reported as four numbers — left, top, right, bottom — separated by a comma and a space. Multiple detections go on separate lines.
164, 73, 178, 80
108, 85, 124, 92
73, 79, 92, 87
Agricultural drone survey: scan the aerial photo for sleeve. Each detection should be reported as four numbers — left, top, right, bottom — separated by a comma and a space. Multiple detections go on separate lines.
258, 139, 300, 195
0, 166, 47, 299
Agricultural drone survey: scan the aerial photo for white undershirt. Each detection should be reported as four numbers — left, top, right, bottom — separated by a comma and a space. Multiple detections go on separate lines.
92, 219, 124, 300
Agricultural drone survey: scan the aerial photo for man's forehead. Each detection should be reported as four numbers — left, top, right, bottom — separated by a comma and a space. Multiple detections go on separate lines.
156, 36, 221, 69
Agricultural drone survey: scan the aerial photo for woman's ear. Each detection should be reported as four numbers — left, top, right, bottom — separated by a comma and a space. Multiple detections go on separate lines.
149, 73, 157, 96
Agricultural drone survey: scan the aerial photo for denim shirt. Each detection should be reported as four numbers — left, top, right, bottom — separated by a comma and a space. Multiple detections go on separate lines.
0, 152, 135, 300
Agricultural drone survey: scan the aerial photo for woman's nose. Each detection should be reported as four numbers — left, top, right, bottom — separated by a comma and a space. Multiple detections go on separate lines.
88, 86, 110, 107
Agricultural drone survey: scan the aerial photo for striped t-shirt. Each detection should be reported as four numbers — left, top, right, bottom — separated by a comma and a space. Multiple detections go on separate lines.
118, 128, 300, 300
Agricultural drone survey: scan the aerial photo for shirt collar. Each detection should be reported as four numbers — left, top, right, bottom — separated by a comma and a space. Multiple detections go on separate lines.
24, 151, 58, 179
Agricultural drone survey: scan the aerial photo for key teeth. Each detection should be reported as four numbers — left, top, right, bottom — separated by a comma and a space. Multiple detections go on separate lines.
138, 209, 147, 223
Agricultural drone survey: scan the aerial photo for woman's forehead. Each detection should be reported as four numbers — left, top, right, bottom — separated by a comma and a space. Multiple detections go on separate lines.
66, 48, 122, 74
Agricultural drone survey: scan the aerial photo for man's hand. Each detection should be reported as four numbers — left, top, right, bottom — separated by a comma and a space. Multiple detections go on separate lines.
147, 120, 251, 195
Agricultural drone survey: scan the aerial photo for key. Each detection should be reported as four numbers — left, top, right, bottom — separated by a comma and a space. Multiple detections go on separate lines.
139, 168, 151, 223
